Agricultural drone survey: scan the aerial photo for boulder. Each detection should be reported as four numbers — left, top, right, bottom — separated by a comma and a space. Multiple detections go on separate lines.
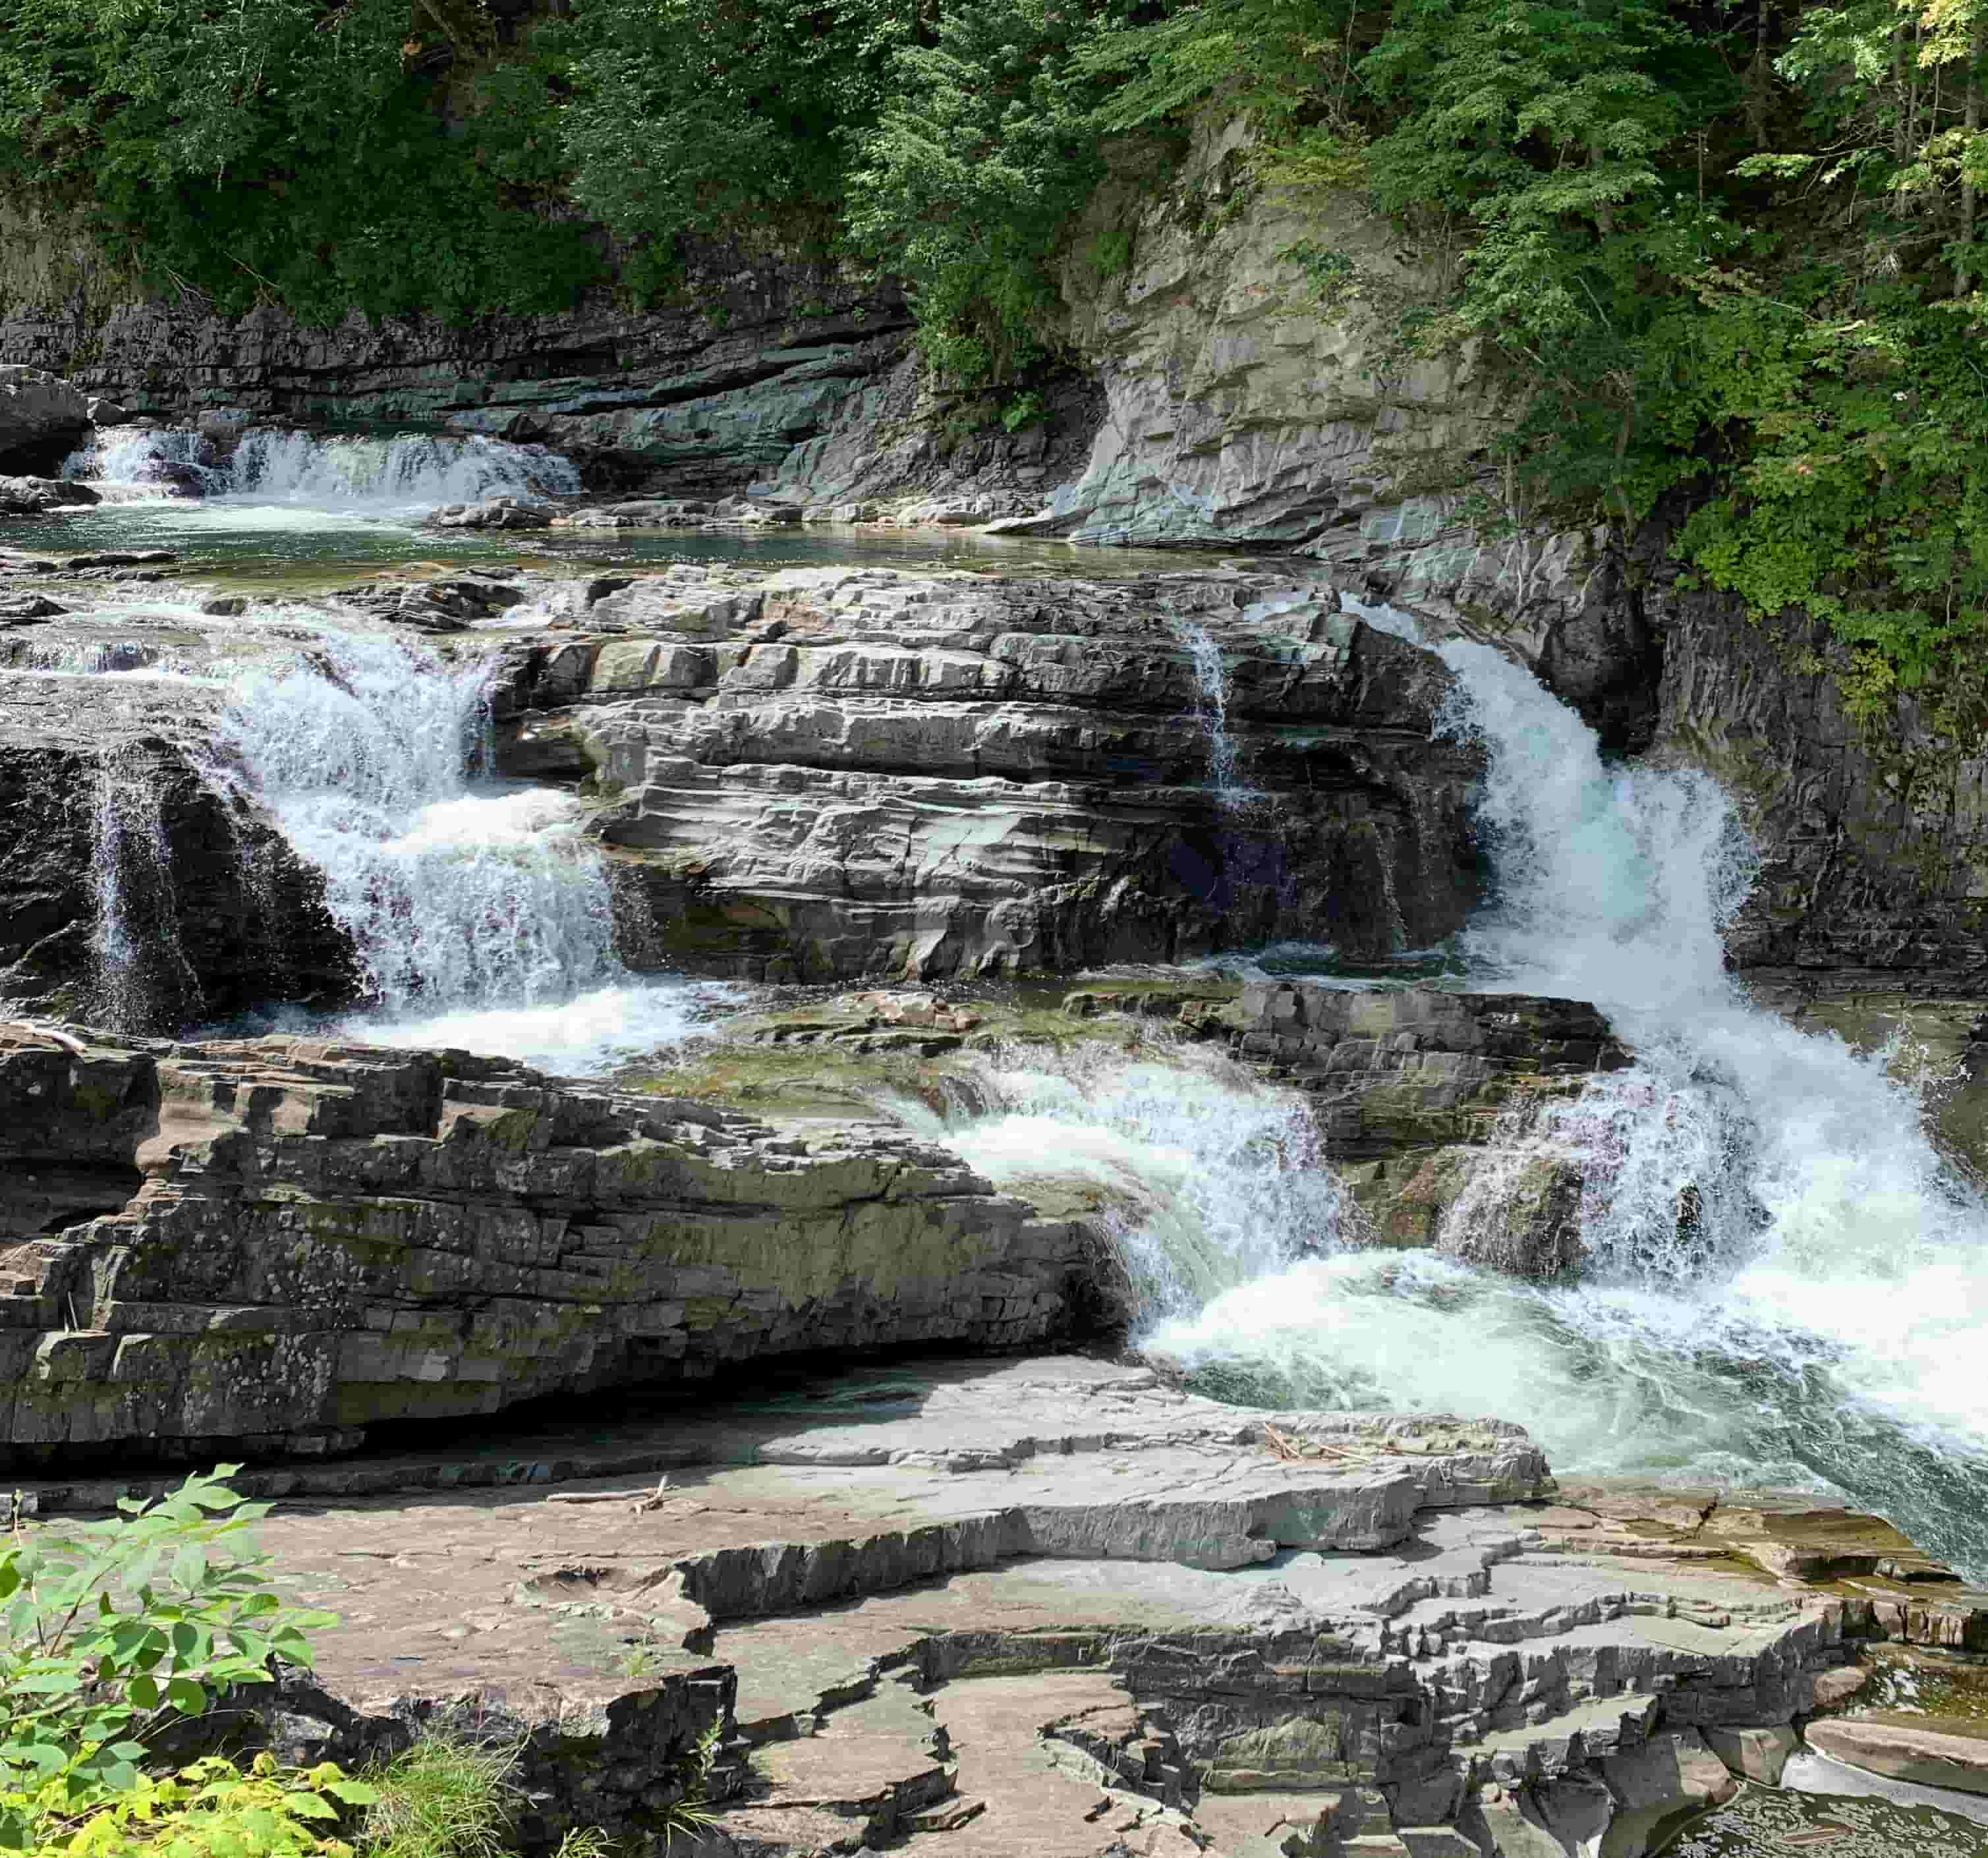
1804, 1717, 1988, 1794
1703, 1724, 1798, 1784
428, 495, 551, 530
0, 366, 89, 474
0, 476, 101, 515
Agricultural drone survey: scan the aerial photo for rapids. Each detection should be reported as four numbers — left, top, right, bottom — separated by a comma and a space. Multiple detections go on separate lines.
918, 604, 1988, 1582
202, 620, 729, 1072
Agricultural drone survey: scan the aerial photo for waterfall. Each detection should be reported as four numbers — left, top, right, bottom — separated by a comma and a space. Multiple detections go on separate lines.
930, 602, 1988, 1578
1172, 621, 1241, 803
89, 741, 202, 1034
889, 1042, 1352, 1320
205, 623, 720, 1073
67, 428, 578, 509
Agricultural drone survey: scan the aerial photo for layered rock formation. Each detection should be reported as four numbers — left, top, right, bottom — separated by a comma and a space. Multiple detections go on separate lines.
0, 1024, 1099, 1461
0, 673, 349, 1027
1643, 538, 1988, 975
23, 1354, 1967, 1858
0, 364, 88, 474
0, 247, 1098, 499
497, 566, 1483, 980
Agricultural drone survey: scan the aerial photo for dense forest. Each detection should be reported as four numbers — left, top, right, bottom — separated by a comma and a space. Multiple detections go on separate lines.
5, 0, 1988, 708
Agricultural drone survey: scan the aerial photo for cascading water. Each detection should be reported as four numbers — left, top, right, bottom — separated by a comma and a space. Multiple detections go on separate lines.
888, 1041, 1349, 1319
927, 602, 1988, 1580
69, 427, 579, 509
200, 620, 722, 1072
90, 740, 202, 1034
1172, 620, 1241, 803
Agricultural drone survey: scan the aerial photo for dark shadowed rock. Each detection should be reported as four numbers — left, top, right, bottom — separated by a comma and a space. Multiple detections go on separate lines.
0, 366, 89, 474
0, 677, 352, 1030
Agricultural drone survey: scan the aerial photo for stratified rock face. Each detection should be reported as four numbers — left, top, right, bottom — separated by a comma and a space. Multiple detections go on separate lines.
0, 366, 89, 474
496, 567, 1485, 981
1206, 981, 1632, 1277
0, 1025, 1100, 1460
1648, 565, 1988, 972
0, 677, 351, 1030
0, 264, 916, 492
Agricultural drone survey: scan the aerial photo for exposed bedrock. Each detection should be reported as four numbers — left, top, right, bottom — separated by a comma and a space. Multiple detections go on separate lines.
1639, 517, 1988, 976
0, 247, 1098, 499
495, 567, 1484, 981
0, 364, 90, 474
23, 1355, 1970, 1858
0, 674, 350, 1028
0, 1022, 1104, 1461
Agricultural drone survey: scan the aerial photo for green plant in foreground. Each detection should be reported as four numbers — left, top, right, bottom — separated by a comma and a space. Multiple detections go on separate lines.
51, 1753, 373, 1857
356, 1737, 517, 1858
0, 1466, 340, 1851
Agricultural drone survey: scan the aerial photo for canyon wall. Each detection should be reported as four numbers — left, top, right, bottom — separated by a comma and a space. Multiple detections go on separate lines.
5, 171, 1980, 977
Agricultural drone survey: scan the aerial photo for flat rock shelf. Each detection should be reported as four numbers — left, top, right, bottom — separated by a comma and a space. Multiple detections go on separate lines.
13, 1355, 1983, 1858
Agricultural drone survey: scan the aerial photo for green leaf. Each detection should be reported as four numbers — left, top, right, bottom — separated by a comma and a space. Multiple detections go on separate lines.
165, 1676, 208, 1715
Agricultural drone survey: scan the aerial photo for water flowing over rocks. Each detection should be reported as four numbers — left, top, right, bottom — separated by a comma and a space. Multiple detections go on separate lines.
1201, 980, 1635, 1276
0, 674, 350, 1027
497, 566, 1483, 981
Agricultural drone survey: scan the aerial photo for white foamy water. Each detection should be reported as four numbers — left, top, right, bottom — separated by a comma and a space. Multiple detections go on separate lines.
926, 605, 1988, 1575
69, 426, 577, 513
890, 1042, 1349, 1319
202, 620, 722, 1072
1172, 619, 1241, 802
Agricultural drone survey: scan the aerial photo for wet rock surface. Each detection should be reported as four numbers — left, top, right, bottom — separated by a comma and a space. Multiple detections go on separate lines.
1645, 524, 1988, 977
494, 565, 1483, 982
0, 675, 348, 1024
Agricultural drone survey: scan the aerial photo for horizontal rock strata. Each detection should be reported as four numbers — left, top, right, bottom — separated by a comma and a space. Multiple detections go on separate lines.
494, 566, 1483, 980
68, 1354, 1959, 1858
0, 1025, 1100, 1459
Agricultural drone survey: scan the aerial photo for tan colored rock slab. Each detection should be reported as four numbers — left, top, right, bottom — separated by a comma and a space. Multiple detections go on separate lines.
1806, 1716, 1988, 1794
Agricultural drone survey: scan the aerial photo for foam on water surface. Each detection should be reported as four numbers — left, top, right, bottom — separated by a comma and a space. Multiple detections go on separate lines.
924, 598, 1988, 1576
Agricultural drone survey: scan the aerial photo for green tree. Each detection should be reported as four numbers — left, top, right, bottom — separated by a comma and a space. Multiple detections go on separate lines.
848, 0, 1129, 380
555, 0, 915, 269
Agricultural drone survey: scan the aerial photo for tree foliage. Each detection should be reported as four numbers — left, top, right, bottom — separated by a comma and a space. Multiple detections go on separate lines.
0, 1466, 371, 1855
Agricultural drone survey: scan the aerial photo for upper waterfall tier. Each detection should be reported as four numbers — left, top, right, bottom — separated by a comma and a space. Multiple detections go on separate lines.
68, 426, 580, 509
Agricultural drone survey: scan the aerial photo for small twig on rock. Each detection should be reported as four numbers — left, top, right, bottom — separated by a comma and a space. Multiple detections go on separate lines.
544, 1475, 671, 1509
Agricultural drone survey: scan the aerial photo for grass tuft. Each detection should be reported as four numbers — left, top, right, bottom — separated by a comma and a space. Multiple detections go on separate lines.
359, 1734, 521, 1858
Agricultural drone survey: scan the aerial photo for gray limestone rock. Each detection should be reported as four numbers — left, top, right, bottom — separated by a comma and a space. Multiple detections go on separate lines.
0, 1023, 1105, 1460
0, 366, 88, 474
491, 566, 1486, 983
0, 476, 99, 515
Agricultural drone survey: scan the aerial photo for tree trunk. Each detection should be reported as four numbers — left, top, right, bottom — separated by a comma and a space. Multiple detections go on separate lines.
1962, 17, 1984, 296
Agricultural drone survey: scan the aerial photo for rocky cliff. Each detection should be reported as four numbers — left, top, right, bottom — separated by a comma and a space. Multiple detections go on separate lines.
498, 565, 1483, 981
